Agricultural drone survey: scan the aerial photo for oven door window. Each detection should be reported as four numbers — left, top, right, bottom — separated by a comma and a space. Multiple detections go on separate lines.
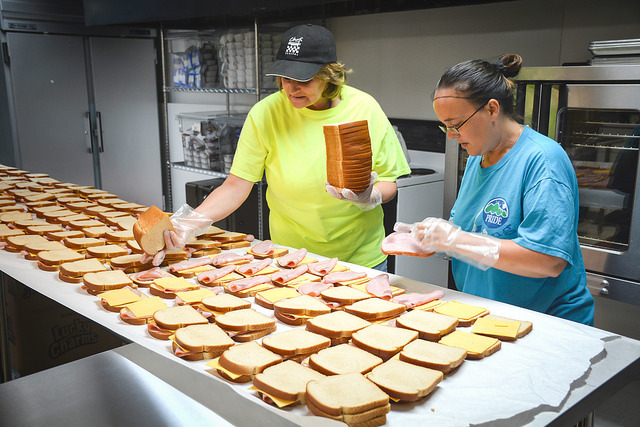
559, 108, 640, 252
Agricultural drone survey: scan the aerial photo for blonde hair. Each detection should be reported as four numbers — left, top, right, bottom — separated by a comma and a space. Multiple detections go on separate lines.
276, 62, 351, 99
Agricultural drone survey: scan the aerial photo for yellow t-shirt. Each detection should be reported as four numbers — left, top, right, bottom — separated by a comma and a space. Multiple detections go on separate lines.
230, 85, 410, 267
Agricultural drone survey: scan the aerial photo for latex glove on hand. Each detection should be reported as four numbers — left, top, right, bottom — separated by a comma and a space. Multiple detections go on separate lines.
325, 171, 383, 211
409, 217, 501, 271
140, 204, 213, 266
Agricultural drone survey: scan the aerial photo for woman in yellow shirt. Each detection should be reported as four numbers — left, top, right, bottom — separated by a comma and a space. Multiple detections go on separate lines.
147, 24, 410, 270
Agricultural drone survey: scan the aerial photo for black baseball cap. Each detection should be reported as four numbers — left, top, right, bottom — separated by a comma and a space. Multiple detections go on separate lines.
266, 24, 337, 82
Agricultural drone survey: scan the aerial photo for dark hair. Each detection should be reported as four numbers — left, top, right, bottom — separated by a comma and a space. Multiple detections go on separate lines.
435, 54, 523, 118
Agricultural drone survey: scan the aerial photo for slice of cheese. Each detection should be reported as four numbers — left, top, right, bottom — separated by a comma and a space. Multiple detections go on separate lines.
126, 296, 168, 318
470, 317, 521, 340
154, 277, 199, 292
350, 282, 403, 296
175, 265, 214, 275
206, 357, 244, 380
339, 277, 370, 287
257, 287, 301, 304
248, 386, 297, 408
285, 273, 322, 287
413, 300, 443, 311
434, 300, 487, 321
99, 288, 142, 307
439, 330, 499, 355
175, 288, 218, 304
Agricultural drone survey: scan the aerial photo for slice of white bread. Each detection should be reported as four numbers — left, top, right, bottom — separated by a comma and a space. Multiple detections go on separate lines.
37, 248, 85, 271
59, 258, 107, 283
399, 339, 467, 374
173, 323, 234, 360
230, 324, 277, 343
305, 372, 389, 424
214, 308, 275, 333
86, 244, 129, 259
261, 329, 331, 358
200, 293, 251, 313
305, 311, 371, 340
351, 323, 418, 360
133, 205, 175, 255
319, 285, 372, 305
309, 343, 383, 376
344, 297, 406, 321
395, 309, 459, 341
252, 360, 326, 406
214, 341, 282, 383
273, 295, 331, 326
5, 234, 48, 251
480, 314, 533, 339
153, 304, 209, 331
365, 358, 443, 402
23, 240, 67, 259
438, 330, 501, 360
83, 269, 134, 294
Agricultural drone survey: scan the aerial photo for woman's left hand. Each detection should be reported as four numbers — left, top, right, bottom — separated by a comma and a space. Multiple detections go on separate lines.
325, 171, 382, 211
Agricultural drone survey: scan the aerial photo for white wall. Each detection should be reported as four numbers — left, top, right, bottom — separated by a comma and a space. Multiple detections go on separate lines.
326, 0, 640, 120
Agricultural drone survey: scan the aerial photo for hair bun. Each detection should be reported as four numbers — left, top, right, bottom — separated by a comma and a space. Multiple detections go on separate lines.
498, 54, 523, 78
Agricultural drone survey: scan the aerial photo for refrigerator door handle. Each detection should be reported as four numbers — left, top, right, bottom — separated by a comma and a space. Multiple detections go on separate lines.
85, 112, 93, 153
96, 111, 104, 153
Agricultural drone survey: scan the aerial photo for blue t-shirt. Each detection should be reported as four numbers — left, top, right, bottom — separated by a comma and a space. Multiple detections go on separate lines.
450, 126, 594, 325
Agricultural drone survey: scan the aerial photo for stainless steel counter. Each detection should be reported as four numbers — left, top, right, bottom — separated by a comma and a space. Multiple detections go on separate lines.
1, 242, 639, 426
0, 345, 233, 426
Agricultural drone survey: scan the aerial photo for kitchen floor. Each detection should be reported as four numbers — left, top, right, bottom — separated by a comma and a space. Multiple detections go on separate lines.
592, 378, 640, 426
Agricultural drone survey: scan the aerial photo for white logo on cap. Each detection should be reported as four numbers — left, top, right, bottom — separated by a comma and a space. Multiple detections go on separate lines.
284, 36, 303, 56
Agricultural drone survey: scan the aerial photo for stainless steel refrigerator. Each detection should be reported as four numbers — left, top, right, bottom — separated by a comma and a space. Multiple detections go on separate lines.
0, 3, 164, 207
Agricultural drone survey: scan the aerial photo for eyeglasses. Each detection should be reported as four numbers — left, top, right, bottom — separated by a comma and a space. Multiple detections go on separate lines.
438, 100, 489, 137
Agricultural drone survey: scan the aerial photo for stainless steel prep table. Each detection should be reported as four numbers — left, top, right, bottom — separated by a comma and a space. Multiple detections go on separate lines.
1, 245, 639, 426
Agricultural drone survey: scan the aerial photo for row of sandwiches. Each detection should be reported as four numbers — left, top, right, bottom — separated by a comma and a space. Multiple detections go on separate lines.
0, 167, 533, 426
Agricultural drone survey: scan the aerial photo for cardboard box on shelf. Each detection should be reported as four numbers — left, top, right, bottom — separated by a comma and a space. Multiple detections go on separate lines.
5, 277, 124, 378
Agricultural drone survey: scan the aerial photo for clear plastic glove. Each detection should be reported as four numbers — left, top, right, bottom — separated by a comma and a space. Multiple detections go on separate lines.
325, 171, 383, 211
140, 204, 213, 266
396, 218, 501, 271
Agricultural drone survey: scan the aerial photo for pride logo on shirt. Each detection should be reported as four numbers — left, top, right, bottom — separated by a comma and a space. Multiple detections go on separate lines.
483, 197, 509, 229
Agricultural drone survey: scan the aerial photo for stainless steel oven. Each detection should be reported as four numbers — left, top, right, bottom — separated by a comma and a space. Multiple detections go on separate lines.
445, 65, 640, 338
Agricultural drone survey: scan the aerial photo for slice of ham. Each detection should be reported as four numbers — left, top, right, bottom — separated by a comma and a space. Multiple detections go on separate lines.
196, 308, 213, 319
320, 300, 342, 309
212, 252, 254, 266
277, 248, 308, 268
381, 231, 435, 257
251, 240, 274, 256
393, 289, 445, 309
173, 345, 195, 358
132, 267, 174, 282
227, 275, 272, 293
168, 257, 213, 273
271, 264, 309, 285
308, 258, 338, 276
366, 274, 393, 301
209, 286, 225, 295
237, 258, 273, 276
322, 271, 367, 285
197, 265, 237, 284
298, 281, 333, 297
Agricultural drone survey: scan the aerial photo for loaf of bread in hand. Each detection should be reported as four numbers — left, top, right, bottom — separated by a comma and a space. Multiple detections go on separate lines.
324, 120, 372, 194
133, 205, 175, 255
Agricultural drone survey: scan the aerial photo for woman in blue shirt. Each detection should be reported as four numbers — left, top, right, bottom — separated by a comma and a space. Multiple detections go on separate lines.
412, 54, 594, 325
